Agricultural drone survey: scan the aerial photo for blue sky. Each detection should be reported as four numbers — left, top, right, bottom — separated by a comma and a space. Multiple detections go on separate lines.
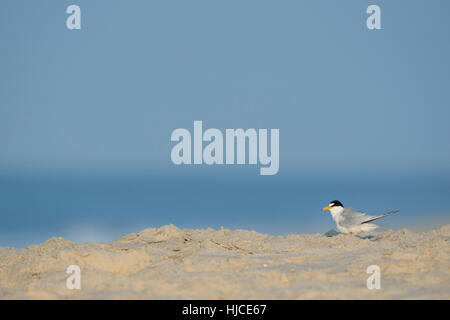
1, 1, 450, 247
1, 0, 450, 176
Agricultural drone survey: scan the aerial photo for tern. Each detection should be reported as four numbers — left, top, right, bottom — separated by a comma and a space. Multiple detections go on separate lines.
322, 200, 398, 235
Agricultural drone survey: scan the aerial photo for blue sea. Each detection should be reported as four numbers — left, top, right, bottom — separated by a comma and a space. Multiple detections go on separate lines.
0, 172, 449, 248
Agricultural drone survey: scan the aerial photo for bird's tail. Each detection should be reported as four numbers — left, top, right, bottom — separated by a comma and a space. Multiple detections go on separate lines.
361, 210, 399, 224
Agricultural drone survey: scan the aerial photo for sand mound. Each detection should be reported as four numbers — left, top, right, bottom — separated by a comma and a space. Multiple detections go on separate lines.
0, 225, 449, 299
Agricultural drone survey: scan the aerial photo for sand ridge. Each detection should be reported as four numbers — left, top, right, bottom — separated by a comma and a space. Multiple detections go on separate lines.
0, 224, 449, 299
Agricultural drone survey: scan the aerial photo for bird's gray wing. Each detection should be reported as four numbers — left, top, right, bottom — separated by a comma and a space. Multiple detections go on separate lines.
340, 208, 369, 228
361, 210, 399, 224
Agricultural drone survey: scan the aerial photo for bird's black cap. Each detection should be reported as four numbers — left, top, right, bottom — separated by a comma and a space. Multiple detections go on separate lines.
330, 200, 344, 207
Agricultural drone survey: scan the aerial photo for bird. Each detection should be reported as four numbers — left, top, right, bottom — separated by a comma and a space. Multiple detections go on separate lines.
322, 200, 398, 235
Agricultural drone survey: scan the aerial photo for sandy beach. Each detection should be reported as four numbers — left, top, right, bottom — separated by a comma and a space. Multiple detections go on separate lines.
0, 224, 448, 299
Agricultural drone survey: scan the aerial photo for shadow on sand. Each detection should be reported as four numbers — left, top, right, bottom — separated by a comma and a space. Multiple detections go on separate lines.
324, 229, 378, 241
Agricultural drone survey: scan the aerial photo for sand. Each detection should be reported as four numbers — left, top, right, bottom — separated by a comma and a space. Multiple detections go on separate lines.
0, 225, 449, 299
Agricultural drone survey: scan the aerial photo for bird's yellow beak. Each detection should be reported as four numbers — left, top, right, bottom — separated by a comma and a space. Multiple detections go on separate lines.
322, 206, 332, 211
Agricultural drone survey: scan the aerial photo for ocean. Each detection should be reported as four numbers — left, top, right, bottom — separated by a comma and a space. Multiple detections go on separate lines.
0, 172, 449, 248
